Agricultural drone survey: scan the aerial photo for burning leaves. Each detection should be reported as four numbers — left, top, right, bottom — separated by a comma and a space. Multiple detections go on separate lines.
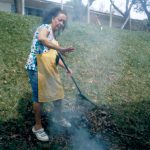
0, 97, 113, 149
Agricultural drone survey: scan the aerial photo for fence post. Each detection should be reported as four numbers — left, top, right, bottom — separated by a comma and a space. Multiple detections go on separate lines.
129, 13, 131, 31
87, 0, 90, 24
61, 0, 63, 10
109, 2, 113, 28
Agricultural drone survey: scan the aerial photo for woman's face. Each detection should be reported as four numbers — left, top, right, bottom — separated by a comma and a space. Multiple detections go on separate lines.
51, 13, 67, 31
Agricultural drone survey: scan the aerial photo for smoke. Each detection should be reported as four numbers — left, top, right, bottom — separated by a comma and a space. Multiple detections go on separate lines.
44, 99, 107, 149
67, 99, 106, 150
71, 127, 104, 150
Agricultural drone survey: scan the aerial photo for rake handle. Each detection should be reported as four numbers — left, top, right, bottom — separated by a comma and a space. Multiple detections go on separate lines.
58, 52, 99, 109
58, 52, 82, 95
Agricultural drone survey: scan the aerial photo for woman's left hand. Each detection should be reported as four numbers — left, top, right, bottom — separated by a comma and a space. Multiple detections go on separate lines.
66, 68, 72, 77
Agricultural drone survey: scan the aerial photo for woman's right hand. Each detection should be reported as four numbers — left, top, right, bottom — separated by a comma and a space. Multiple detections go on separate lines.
61, 47, 75, 53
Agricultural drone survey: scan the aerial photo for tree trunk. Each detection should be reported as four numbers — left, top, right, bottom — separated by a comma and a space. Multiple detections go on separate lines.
121, 15, 130, 29
140, 0, 150, 26
14, 0, 24, 15
110, 0, 135, 29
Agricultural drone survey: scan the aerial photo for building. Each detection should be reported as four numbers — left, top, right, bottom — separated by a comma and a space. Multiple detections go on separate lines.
0, 0, 67, 16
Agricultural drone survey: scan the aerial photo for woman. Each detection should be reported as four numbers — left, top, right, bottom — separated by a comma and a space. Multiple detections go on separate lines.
25, 7, 75, 142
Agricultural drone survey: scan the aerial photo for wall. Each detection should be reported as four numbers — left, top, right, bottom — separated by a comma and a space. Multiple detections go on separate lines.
0, 2, 11, 12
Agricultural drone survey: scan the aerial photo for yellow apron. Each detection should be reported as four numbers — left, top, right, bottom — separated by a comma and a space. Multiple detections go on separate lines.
37, 40, 64, 102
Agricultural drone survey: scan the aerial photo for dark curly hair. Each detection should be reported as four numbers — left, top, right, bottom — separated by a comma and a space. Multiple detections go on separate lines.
43, 7, 67, 26
42, 7, 67, 37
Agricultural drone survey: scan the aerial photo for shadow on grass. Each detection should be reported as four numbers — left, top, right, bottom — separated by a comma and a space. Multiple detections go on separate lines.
0, 92, 53, 150
0, 92, 110, 150
108, 98, 150, 149
0, 92, 93, 150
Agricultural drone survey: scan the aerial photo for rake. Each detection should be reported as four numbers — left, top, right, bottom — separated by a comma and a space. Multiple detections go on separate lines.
58, 52, 99, 109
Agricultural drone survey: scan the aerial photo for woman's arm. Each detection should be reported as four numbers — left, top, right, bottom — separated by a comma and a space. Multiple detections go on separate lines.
38, 28, 74, 53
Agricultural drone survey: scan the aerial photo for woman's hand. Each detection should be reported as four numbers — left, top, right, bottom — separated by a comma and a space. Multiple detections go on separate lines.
66, 68, 72, 77
61, 47, 75, 53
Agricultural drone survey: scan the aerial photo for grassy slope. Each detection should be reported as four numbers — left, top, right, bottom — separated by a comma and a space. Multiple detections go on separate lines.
0, 12, 150, 148
0, 12, 40, 120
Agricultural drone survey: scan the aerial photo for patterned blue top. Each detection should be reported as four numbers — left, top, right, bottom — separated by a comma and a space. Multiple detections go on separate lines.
25, 24, 54, 71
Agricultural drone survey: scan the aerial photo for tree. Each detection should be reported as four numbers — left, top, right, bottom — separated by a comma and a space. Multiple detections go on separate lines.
67, 0, 94, 21
71, 0, 84, 21
135, 0, 150, 26
14, 0, 24, 15
110, 0, 136, 29
89, 0, 95, 5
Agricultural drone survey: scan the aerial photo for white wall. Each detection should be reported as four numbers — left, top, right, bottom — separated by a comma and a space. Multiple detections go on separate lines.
0, 2, 11, 12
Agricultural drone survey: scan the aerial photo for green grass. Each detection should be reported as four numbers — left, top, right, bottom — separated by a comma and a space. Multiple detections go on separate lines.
0, 12, 150, 149
0, 12, 40, 120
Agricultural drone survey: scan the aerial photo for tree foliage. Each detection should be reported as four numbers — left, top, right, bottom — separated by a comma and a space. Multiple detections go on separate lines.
70, 0, 85, 21
89, 0, 95, 5
110, 0, 136, 18
110, 0, 150, 27
68, 0, 95, 21
134, 0, 150, 26
110, 0, 136, 29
